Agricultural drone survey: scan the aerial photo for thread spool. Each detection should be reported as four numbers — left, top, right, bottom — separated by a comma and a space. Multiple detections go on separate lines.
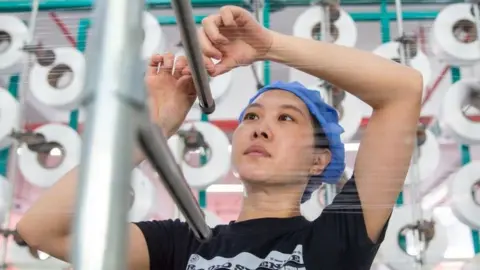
293, 6, 357, 47
440, 79, 480, 145
309, 83, 362, 142
175, 49, 232, 106
129, 168, 156, 222
143, 12, 167, 60
167, 121, 230, 190
372, 41, 432, 92
449, 161, 480, 230
18, 124, 81, 188
431, 3, 480, 66
379, 205, 448, 270
404, 129, 440, 185
29, 47, 86, 110
289, 5, 357, 85
0, 15, 29, 74
0, 88, 20, 150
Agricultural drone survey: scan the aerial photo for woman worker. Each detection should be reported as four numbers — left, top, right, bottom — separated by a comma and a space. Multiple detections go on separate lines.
16, 5, 422, 270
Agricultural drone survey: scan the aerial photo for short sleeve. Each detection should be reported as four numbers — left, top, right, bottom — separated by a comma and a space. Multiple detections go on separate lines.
134, 219, 197, 270
315, 175, 390, 246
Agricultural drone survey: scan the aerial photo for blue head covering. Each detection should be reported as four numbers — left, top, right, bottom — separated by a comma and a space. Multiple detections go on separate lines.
238, 81, 346, 203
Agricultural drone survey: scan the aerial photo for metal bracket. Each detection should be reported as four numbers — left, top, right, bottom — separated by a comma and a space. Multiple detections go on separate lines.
395, 34, 418, 60
177, 127, 208, 151
250, 0, 264, 11
9, 131, 57, 153
22, 43, 56, 67
400, 219, 436, 264
416, 123, 427, 147
312, 0, 341, 22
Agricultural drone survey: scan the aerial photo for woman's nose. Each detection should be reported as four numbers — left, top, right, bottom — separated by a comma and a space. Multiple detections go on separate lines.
251, 126, 273, 140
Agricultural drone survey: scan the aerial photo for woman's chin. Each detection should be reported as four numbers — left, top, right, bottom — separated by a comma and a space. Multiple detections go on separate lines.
236, 165, 272, 183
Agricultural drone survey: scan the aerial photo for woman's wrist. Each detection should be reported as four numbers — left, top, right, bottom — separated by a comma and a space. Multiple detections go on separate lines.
262, 31, 291, 63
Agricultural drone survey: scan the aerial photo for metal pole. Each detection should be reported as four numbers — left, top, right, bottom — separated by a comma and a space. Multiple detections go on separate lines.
394, 0, 410, 66
170, 0, 215, 114
138, 124, 212, 241
318, 0, 338, 205
394, 0, 424, 268
321, 3, 332, 43
71, 0, 144, 269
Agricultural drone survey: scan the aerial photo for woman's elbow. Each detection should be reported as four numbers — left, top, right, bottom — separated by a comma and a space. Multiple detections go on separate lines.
16, 219, 39, 248
406, 69, 424, 102
16, 218, 50, 251
389, 68, 423, 108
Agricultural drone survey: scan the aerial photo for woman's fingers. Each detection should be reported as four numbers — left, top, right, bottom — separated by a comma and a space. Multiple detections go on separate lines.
212, 57, 236, 76
147, 54, 163, 75
201, 15, 229, 45
147, 53, 174, 75
160, 53, 175, 74
204, 56, 216, 75
181, 55, 216, 76
219, 6, 237, 27
172, 56, 188, 79
198, 27, 222, 60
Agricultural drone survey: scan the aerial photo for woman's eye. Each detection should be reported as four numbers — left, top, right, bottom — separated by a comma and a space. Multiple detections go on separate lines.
243, 112, 259, 121
279, 114, 294, 122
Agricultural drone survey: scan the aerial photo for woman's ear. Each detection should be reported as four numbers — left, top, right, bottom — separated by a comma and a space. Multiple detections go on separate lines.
309, 149, 332, 175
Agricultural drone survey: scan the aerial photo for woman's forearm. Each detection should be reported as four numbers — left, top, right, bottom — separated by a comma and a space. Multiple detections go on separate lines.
17, 147, 146, 249
265, 32, 423, 109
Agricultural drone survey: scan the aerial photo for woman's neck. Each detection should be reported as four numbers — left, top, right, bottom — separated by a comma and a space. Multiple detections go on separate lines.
236, 185, 303, 222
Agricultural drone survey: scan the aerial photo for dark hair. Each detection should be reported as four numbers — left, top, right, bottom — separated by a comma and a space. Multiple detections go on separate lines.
301, 116, 329, 203
312, 117, 329, 150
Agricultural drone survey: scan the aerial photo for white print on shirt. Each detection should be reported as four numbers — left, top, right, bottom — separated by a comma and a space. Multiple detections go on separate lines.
186, 244, 306, 270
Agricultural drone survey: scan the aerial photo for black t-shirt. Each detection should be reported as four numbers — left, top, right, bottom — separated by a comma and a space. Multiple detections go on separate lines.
136, 178, 390, 270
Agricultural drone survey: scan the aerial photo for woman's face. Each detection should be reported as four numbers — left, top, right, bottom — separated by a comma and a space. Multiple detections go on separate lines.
231, 90, 325, 186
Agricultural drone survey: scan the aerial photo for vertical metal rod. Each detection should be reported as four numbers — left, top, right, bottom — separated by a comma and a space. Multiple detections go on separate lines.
170, 0, 215, 114
394, 0, 423, 268
320, 4, 331, 44
0, 0, 40, 266
71, 0, 144, 269
394, 0, 410, 66
319, 2, 337, 206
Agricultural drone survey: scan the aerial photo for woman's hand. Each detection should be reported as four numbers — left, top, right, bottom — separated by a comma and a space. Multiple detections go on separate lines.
197, 5, 274, 76
146, 53, 197, 138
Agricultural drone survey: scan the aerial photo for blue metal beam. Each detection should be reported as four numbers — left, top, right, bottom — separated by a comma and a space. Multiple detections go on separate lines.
0, 0, 463, 13
0, 0, 250, 12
